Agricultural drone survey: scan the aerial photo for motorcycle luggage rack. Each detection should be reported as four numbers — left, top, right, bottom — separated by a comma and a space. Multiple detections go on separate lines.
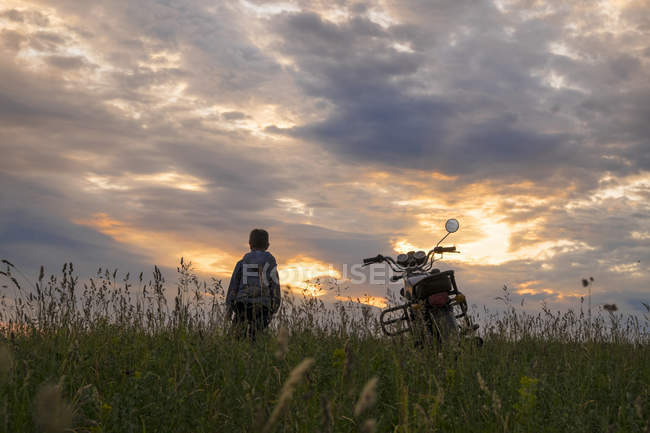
379, 302, 414, 336
379, 270, 472, 336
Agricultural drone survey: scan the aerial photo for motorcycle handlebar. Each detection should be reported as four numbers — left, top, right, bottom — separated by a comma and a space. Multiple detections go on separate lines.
434, 246, 456, 253
363, 246, 456, 272
363, 254, 384, 265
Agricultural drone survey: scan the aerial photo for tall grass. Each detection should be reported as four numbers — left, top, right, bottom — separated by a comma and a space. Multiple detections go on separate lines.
0, 259, 648, 433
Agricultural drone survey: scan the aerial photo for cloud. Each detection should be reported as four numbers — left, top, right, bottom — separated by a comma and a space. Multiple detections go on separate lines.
0, 175, 149, 275
265, 3, 648, 187
0, 29, 27, 51
0, 0, 648, 315
44, 54, 91, 70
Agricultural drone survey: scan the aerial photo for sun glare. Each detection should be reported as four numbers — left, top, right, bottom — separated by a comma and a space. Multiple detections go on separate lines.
177, 251, 234, 275
391, 198, 596, 266
335, 295, 388, 309
278, 257, 341, 296
392, 239, 426, 254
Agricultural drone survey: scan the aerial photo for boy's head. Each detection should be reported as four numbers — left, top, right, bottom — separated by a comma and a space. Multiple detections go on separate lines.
249, 228, 269, 251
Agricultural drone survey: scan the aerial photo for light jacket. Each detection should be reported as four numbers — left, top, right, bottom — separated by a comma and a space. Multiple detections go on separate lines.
226, 250, 281, 313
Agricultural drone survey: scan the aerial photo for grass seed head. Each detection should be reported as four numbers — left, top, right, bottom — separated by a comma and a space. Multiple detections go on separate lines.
361, 419, 377, 433
354, 376, 379, 417
477, 371, 488, 393
33, 382, 74, 433
263, 357, 315, 433
634, 395, 644, 419
275, 326, 289, 360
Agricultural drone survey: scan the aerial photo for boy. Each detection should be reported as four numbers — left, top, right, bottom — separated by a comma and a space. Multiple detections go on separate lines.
225, 229, 281, 340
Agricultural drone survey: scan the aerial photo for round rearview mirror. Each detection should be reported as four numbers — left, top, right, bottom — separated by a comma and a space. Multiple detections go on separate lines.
445, 218, 459, 233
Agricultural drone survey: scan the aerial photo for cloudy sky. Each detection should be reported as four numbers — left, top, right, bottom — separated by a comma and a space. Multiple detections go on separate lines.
1, 0, 648, 313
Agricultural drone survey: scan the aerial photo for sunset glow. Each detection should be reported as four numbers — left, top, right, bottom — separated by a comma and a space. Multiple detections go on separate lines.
279, 257, 341, 296
336, 295, 388, 309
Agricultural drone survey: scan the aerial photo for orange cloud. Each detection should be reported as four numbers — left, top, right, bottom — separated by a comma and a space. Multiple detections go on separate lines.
514, 281, 585, 300
387, 178, 598, 266
515, 280, 556, 296
279, 256, 341, 296
73, 213, 235, 274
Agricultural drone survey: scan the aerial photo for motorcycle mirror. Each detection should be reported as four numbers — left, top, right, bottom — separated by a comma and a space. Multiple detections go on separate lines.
445, 218, 459, 233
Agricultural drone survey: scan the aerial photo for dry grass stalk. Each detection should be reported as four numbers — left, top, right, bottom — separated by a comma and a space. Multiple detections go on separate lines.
477, 371, 501, 414
476, 371, 488, 393
320, 396, 333, 433
263, 357, 315, 433
33, 382, 74, 433
0, 343, 13, 377
354, 376, 379, 417
274, 326, 290, 360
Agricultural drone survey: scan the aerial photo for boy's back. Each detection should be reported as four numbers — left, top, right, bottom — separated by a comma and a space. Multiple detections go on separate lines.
227, 249, 280, 312
225, 229, 281, 339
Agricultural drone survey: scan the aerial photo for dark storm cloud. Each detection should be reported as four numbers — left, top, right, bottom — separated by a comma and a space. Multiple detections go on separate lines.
269, 12, 561, 176
0, 58, 134, 131
267, 3, 648, 187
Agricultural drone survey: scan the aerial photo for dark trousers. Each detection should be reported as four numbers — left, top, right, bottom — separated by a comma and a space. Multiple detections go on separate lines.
231, 303, 271, 341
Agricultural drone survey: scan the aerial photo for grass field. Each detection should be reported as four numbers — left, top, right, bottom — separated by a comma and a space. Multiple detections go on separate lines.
1, 260, 648, 433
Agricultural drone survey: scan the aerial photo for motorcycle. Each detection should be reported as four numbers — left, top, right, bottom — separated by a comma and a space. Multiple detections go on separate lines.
362, 219, 481, 345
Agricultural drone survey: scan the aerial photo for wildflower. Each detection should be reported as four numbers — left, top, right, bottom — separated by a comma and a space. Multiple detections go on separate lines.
354, 377, 379, 417
515, 375, 539, 417
332, 347, 345, 368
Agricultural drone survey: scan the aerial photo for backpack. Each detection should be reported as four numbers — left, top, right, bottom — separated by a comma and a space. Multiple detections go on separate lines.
243, 264, 270, 299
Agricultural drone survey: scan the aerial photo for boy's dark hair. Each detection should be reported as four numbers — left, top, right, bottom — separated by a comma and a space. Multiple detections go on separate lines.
249, 228, 269, 250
